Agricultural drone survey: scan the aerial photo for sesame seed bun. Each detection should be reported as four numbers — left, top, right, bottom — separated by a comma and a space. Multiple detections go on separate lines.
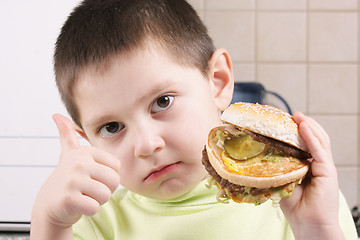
221, 102, 308, 152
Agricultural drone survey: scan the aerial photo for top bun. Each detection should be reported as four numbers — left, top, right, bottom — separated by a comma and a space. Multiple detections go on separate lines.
221, 102, 308, 152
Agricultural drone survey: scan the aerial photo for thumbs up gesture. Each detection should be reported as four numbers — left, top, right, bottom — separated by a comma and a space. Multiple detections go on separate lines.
31, 114, 121, 233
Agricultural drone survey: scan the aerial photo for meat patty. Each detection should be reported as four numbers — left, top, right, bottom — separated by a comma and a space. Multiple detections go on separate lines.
243, 129, 311, 160
202, 147, 247, 194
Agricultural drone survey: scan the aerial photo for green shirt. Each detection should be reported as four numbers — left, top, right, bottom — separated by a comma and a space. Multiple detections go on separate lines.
73, 181, 357, 240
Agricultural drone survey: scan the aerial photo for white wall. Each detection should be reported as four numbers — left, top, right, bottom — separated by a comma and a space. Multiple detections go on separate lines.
0, 0, 81, 222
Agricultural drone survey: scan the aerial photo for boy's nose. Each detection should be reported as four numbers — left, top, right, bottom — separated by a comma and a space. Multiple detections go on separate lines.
133, 125, 165, 159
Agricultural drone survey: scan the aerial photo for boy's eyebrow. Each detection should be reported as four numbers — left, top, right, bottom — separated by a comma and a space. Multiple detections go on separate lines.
136, 79, 177, 103
84, 114, 118, 129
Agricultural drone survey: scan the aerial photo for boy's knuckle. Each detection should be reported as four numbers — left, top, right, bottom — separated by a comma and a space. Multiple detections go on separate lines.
98, 188, 112, 205
62, 193, 77, 212
116, 161, 121, 172
108, 173, 121, 191
77, 145, 93, 156
84, 201, 100, 216
73, 160, 87, 173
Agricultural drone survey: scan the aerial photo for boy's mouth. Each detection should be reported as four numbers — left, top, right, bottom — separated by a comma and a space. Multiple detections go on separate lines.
144, 161, 182, 182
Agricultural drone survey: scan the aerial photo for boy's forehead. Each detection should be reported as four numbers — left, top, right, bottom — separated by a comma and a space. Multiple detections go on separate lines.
76, 41, 199, 88
78, 42, 169, 79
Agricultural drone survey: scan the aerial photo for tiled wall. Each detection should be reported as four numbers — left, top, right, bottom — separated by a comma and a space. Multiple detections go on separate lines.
188, 0, 360, 209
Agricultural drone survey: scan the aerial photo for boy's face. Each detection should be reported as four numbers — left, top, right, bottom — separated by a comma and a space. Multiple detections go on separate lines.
74, 46, 225, 200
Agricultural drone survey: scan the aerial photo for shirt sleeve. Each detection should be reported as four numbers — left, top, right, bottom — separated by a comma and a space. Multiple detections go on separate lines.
338, 191, 358, 240
73, 215, 105, 240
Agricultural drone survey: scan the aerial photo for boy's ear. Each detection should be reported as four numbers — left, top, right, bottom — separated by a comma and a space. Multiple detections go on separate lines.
208, 48, 234, 111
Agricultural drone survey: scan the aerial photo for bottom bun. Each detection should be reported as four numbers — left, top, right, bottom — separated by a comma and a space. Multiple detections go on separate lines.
202, 147, 301, 206
206, 173, 298, 206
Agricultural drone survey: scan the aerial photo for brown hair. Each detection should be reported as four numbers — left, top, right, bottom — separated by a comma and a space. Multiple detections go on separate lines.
54, 0, 215, 127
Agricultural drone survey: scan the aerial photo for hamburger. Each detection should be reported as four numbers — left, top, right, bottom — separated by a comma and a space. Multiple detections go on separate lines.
202, 102, 311, 206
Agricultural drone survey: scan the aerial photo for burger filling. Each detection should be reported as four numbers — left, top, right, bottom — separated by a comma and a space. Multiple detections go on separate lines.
202, 127, 310, 205
202, 147, 297, 205
215, 128, 310, 177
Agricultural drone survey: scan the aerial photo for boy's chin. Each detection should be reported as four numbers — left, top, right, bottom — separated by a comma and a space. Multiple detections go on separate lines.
139, 176, 205, 200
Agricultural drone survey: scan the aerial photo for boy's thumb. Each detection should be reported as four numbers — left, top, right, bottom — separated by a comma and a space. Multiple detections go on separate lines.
52, 114, 81, 153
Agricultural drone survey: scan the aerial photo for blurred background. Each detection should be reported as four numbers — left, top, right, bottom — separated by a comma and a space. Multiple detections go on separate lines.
0, 0, 359, 237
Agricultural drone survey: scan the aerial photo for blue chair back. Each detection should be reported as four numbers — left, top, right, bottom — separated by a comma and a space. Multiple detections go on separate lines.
231, 82, 293, 114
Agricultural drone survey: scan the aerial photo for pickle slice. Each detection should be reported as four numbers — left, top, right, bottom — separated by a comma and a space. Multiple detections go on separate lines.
224, 135, 265, 160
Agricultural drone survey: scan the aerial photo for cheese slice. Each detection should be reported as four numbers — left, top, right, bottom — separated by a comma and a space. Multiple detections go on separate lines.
221, 150, 307, 178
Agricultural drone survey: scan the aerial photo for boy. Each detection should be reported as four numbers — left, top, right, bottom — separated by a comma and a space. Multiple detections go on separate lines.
31, 0, 357, 239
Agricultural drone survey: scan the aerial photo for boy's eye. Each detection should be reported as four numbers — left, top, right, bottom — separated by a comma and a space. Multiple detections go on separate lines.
151, 95, 174, 113
99, 122, 124, 137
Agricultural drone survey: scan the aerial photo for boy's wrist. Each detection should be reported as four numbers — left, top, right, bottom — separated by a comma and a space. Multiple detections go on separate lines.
30, 219, 73, 240
30, 199, 74, 240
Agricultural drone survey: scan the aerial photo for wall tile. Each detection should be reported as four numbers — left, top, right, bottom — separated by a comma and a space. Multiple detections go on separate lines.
194, 10, 204, 21
0, 167, 54, 222
187, 0, 204, 20
0, 1, 76, 138
205, 11, 255, 61
358, 167, 360, 207
359, 65, 360, 113
312, 115, 358, 166
257, 13, 306, 61
337, 167, 358, 209
0, 85, 67, 137
187, 0, 204, 10
205, 0, 255, 10
308, 64, 358, 114
0, 137, 88, 166
0, 138, 59, 166
257, 64, 307, 113
233, 63, 255, 82
309, 0, 358, 10
309, 13, 358, 62
257, 0, 306, 10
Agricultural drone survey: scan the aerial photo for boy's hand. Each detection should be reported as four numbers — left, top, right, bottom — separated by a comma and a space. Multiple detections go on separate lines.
280, 112, 344, 240
31, 114, 120, 237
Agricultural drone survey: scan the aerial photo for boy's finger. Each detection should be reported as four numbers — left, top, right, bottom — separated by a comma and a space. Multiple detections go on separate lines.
52, 114, 81, 153
298, 121, 323, 156
90, 147, 121, 174
306, 117, 330, 145
294, 112, 330, 149
299, 121, 336, 179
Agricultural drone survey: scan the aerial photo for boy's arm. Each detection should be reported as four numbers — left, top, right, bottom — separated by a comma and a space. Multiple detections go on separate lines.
280, 112, 344, 240
30, 207, 73, 240
30, 114, 120, 240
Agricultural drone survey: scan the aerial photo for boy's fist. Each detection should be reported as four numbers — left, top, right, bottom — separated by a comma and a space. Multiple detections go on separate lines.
34, 114, 121, 228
